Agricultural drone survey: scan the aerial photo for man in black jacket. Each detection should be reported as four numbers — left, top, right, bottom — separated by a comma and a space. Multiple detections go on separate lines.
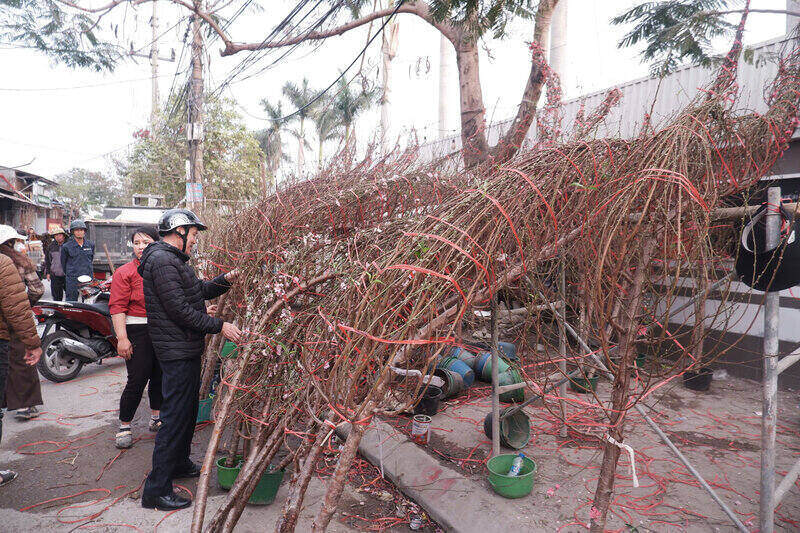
139, 209, 241, 511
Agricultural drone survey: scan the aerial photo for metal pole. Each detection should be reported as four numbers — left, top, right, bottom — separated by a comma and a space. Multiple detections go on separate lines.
187, 0, 205, 212
774, 456, 800, 505
558, 259, 568, 438
490, 294, 501, 457
760, 186, 781, 533
537, 291, 749, 533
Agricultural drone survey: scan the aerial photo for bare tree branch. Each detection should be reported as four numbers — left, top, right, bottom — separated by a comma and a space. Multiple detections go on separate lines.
708, 8, 800, 17
220, 1, 459, 56
54, 0, 150, 13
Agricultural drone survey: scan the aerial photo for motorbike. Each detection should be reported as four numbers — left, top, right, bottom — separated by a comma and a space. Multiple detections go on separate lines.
32, 275, 118, 382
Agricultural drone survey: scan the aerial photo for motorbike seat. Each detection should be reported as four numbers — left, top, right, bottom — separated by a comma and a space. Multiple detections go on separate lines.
68, 301, 111, 316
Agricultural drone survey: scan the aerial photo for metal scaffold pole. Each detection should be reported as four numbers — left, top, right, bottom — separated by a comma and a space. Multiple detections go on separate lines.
490, 294, 501, 457
760, 186, 781, 533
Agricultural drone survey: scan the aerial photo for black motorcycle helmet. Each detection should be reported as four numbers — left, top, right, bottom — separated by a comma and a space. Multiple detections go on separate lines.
157, 208, 207, 253
69, 219, 88, 232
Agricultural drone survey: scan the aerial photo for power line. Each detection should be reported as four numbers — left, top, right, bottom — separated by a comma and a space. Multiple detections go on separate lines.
0, 73, 177, 92
209, 0, 326, 98
271, 0, 406, 122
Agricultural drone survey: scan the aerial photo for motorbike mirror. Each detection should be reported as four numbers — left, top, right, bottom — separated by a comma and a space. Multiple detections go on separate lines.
77, 275, 92, 284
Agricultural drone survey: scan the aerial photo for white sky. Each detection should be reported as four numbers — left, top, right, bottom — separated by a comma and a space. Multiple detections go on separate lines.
0, 0, 788, 183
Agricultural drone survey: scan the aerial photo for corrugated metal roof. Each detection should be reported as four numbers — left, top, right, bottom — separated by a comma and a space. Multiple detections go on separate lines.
418, 37, 795, 162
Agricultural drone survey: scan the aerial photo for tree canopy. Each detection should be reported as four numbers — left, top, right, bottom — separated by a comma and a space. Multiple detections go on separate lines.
0, 0, 122, 71
612, 0, 787, 75
55, 167, 125, 210
118, 96, 265, 205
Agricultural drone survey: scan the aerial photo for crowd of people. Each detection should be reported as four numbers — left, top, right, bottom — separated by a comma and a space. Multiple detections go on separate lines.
0, 209, 242, 512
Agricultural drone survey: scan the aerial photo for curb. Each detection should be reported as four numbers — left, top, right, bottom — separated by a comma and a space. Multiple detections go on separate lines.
338, 417, 528, 532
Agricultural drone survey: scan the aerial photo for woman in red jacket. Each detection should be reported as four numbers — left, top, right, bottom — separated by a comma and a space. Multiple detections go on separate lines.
109, 226, 163, 449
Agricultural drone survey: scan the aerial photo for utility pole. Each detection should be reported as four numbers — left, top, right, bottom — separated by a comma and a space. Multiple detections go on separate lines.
380, 9, 400, 148
437, 34, 454, 140
150, 0, 160, 126
186, 0, 205, 212
129, 0, 175, 128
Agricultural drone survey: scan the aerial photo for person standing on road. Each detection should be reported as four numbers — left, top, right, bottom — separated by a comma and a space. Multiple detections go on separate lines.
60, 220, 95, 301
0, 242, 43, 487
109, 226, 163, 449
44, 226, 68, 301
138, 209, 241, 511
0, 226, 45, 422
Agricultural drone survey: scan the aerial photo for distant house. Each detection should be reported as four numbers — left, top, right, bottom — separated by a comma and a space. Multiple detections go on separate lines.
0, 166, 66, 234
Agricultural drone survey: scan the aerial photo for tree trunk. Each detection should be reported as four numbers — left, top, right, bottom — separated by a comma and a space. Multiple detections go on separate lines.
454, 36, 489, 168
276, 426, 329, 533
311, 404, 374, 532
298, 119, 305, 174
590, 240, 655, 532
490, 0, 558, 164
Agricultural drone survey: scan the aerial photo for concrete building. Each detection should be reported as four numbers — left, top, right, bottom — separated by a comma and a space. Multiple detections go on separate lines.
0, 166, 66, 234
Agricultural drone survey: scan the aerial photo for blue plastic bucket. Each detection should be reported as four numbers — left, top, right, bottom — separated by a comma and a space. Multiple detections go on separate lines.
498, 341, 518, 361
449, 346, 478, 368
464, 341, 519, 362
437, 356, 475, 387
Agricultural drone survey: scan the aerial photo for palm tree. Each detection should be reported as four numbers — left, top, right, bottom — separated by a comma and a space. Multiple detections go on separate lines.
311, 104, 344, 167
282, 78, 319, 174
332, 76, 379, 145
257, 99, 292, 177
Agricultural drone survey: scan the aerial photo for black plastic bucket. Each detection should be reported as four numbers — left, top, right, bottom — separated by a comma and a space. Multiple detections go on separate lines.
683, 368, 713, 391
414, 385, 443, 416
434, 368, 465, 399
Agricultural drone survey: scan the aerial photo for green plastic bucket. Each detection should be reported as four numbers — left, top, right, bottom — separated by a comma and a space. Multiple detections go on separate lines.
569, 375, 599, 394
486, 454, 537, 498
221, 341, 238, 359
197, 394, 214, 423
498, 368, 525, 403
635, 352, 647, 369
477, 353, 511, 381
483, 406, 531, 450
248, 466, 285, 505
216, 456, 243, 490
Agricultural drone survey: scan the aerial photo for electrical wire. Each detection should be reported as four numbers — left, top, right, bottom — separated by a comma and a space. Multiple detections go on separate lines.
264, 0, 407, 123
0, 74, 177, 92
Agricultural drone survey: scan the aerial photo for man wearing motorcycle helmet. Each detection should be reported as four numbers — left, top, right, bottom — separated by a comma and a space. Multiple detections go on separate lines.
60, 220, 95, 301
0, 225, 43, 487
138, 208, 241, 511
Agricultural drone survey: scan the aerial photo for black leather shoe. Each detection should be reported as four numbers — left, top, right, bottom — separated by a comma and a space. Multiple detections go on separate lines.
171, 461, 201, 479
141, 492, 191, 511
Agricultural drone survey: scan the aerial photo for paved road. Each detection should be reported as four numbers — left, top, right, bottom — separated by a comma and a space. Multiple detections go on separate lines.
0, 313, 352, 532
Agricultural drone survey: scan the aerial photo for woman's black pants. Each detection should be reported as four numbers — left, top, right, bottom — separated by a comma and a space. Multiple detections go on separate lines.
118, 324, 163, 423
